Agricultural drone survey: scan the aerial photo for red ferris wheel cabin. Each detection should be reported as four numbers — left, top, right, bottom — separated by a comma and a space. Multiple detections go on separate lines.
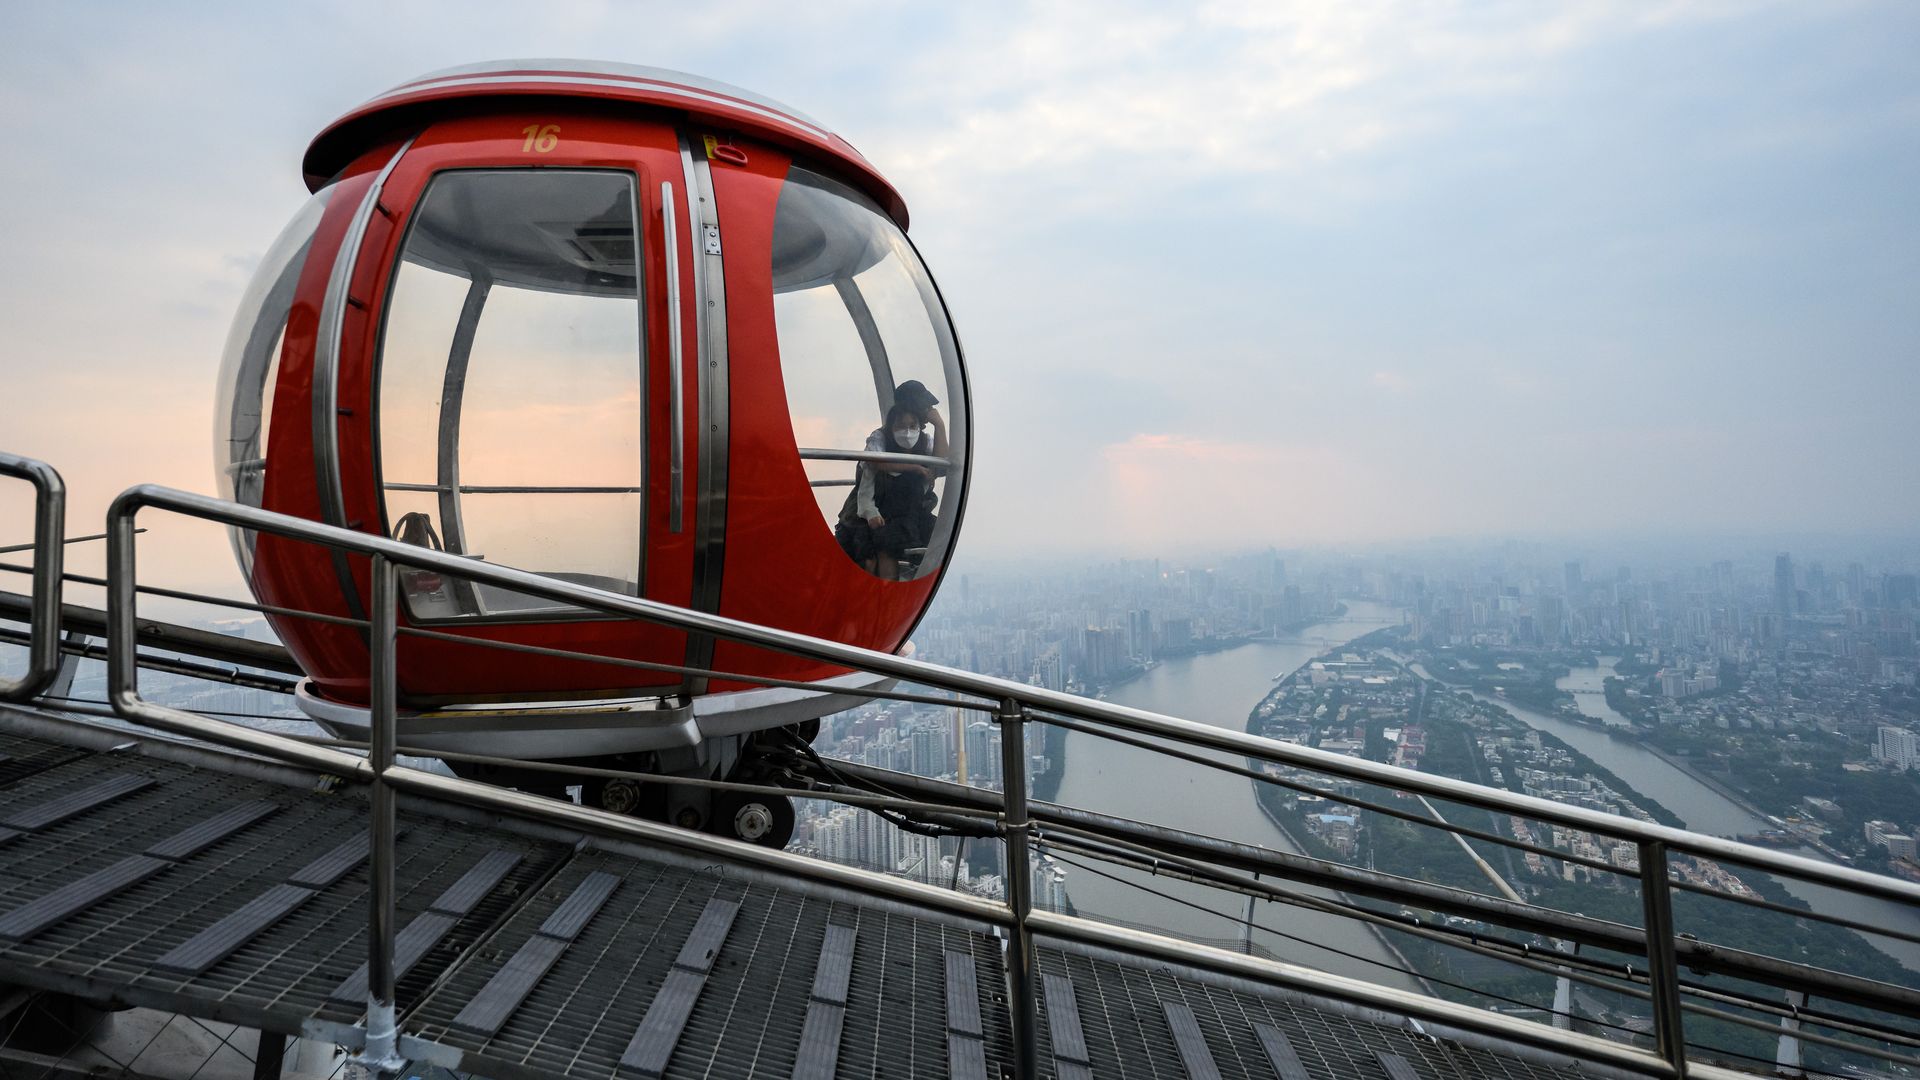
214, 62, 970, 769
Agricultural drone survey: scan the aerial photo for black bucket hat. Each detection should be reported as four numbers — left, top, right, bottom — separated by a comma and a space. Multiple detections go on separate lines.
895, 379, 939, 413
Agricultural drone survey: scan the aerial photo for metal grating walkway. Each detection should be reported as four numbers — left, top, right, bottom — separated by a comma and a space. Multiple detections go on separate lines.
0, 711, 1601, 1080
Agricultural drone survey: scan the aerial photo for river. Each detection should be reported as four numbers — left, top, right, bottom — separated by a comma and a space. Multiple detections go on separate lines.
1429, 661, 1920, 973
1557, 658, 1628, 728
1050, 600, 1428, 994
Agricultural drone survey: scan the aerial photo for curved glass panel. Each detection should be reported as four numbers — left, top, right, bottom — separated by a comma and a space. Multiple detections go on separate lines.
770, 166, 966, 581
375, 169, 644, 620
214, 185, 337, 580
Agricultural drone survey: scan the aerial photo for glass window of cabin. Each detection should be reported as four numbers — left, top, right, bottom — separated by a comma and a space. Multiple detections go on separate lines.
770, 166, 967, 581
214, 185, 337, 580
375, 169, 643, 619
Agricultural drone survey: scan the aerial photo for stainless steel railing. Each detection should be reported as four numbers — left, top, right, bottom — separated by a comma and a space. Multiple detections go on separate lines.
1, 454, 1915, 1078
0, 452, 64, 703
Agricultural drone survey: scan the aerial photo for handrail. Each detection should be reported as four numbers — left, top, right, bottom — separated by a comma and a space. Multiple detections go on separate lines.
28, 469, 1900, 1078
823, 759, 1920, 1018
98, 483, 1920, 910
381, 483, 642, 494
0, 588, 304, 676
797, 447, 953, 472
0, 452, 64, 702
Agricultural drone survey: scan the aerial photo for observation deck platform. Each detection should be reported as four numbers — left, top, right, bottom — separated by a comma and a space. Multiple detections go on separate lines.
4, 455, 1912, 1080
0, 706, 1592, 1080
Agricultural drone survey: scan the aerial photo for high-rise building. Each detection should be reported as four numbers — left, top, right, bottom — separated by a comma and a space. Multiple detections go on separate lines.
1081, 626, 1126, 682
1874, 726, 1918, 770
1536, 595, 1564, 645
1127, 609, 1154, 662
909, 726, 943, 778
1032, 647, 1064, 693
1712, 561, 1733, 597
1563, 561, 1583, 599
1033, 855, 1070, 914
965, 721, 1002, 789
1866, 820, 1918, 860
1774, 554, 1795, 618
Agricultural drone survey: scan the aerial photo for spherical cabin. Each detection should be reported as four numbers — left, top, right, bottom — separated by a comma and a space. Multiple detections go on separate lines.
213, 62, 968, 833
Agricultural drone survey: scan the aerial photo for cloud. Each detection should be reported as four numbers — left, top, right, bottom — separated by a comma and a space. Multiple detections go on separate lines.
1368, 371, 1412, 393
862, 0, 1746, 228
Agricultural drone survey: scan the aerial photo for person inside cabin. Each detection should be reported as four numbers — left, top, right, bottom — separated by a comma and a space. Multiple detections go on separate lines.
835, 381, 947, 578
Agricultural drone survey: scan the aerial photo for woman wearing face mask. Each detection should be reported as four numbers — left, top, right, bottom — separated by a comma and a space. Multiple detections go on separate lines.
836, 400, 941, 579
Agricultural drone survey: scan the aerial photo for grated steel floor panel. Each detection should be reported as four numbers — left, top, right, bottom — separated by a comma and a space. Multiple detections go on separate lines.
1032, 948, 1590, 1080
0, 715, 1613, 1080
0, 728, 91, 787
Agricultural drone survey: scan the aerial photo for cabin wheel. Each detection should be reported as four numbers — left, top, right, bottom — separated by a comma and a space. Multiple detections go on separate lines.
582, 776, 670, 825
713, 790, 795, 848
588, 777, 644, 816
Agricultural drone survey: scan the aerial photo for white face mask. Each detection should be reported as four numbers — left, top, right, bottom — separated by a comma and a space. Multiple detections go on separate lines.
892, 427, 921, 448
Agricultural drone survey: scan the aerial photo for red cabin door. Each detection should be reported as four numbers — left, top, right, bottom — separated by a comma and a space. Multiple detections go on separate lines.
334, 113, 708, 703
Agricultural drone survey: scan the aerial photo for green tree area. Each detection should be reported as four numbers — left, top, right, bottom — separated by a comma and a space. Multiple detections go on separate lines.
1420, 647, 1586, 719
1640, 724, 1920, 849
1604, 676, 1655, 724
1612, 652, 1662, 678
1610, 660, 1744, 718
1248, 689, 1916, 1073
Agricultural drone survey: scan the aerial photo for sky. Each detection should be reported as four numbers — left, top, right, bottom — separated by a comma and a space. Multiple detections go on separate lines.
1, 1, 1917, 600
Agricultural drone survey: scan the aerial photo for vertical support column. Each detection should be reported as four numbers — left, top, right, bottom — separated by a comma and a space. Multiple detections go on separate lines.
105, 496, 141, 713
356, 554, 405, 1077
1550, 940, 1577, 1032
252, 1030, 287, 1080
0, 453, 65, 703
1636, 840, 1687, 1077
997, 699, 1037, 1080
1775, 990, 1806, 1077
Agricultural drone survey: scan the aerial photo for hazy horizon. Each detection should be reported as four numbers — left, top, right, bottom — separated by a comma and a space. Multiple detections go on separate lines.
2, 1, 1917, 600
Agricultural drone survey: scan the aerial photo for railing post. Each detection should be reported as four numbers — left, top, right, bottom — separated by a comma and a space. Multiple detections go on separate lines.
355, 554, 405, 1077
1550, 940, 1577, 1032
1775, 990, 1805, 1077
997, 698, 1038, 1080
0, 453, 65, 702
1636, 840, 1687, 1077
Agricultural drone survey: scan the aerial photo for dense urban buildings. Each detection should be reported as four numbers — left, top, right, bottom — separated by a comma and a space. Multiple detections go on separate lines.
773, 538, 1920, 921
